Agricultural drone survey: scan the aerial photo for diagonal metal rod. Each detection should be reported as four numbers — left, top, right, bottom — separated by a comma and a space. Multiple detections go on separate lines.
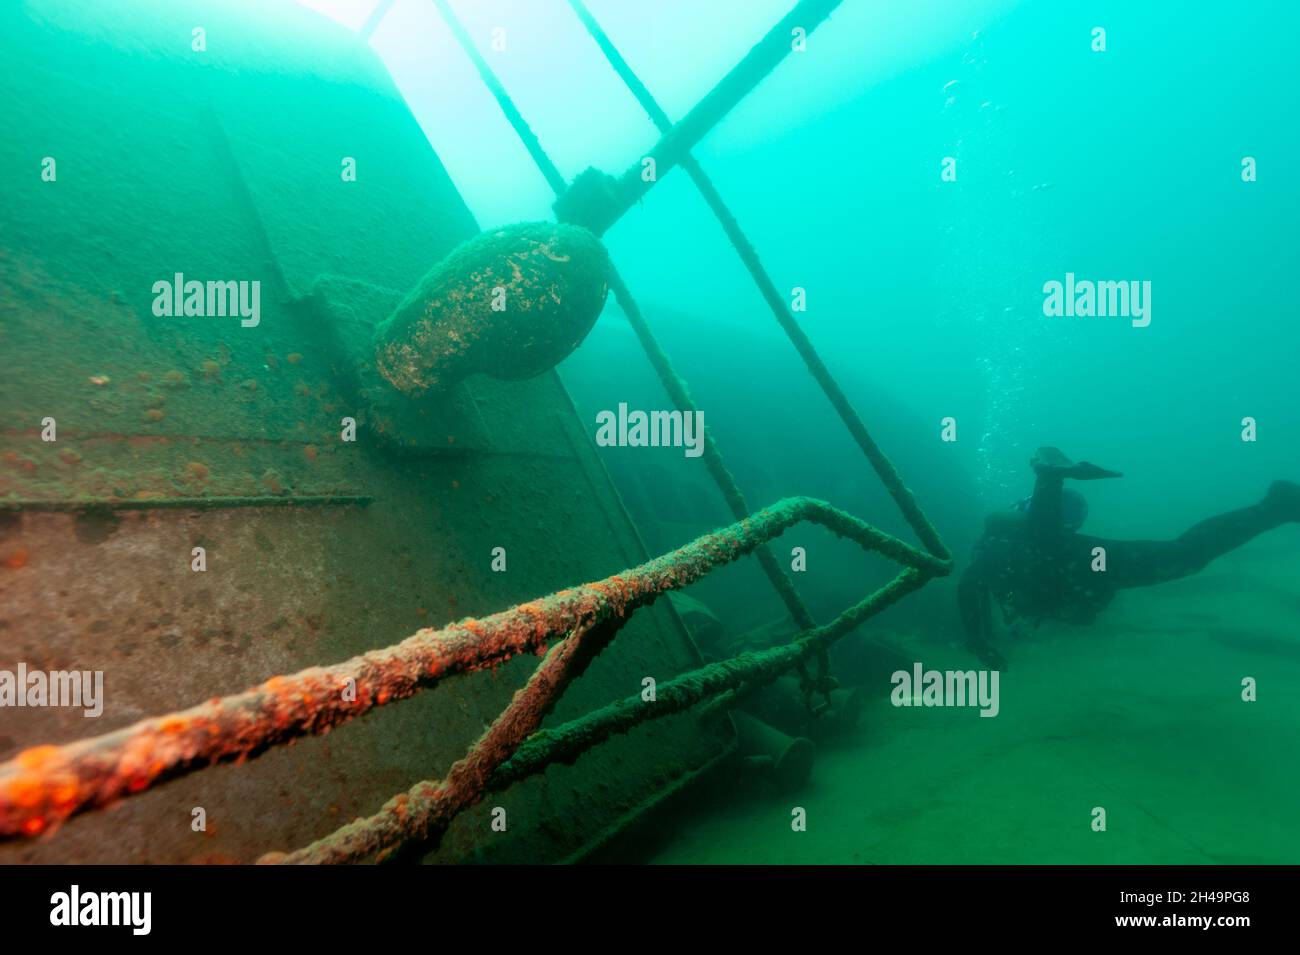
360, 0, 397, 42
559, 0, 843, 234
568, 0, 949, 561
604, 268, 816, 629
493, 568, 929, 787
430, 0, 567, 195
431, 0, 817, 630
263, 502, 943, 865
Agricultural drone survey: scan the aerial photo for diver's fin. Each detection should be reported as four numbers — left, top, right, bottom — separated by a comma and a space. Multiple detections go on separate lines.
1031, 448, 1122, 480
1068, 461, 1123, 481
1032, 447, 1072, 469
1264, 480, 1300, 521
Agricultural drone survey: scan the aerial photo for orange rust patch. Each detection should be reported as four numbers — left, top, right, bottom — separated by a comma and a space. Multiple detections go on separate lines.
9, 778, 44, 808
16, 746, 62, 770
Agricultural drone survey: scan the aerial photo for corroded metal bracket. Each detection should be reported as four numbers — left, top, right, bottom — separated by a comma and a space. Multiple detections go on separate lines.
296, 273, 494, 454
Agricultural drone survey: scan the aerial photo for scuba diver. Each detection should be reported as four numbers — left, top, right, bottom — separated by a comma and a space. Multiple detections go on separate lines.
958, 447, 1300, 667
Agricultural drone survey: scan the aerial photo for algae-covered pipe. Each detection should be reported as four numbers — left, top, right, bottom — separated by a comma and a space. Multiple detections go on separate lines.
372, 221, 610, 396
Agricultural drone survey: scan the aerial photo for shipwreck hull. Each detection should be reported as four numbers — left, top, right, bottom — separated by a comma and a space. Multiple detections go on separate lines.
0, 0, 730, 863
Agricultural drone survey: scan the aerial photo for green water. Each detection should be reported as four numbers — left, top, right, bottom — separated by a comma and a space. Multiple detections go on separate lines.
1, 0, 1296, 866
556, 0, 1300, 863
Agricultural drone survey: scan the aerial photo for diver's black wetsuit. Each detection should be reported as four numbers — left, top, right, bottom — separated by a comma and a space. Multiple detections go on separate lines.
958, 450, 1300, 666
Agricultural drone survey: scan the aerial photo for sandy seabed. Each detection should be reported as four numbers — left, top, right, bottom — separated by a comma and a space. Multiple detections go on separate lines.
654, 538, 1300, 865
